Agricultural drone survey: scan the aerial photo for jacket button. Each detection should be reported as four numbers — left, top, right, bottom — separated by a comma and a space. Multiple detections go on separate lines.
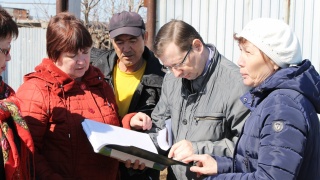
88, 108, 95, 114
182, 119, 187, 125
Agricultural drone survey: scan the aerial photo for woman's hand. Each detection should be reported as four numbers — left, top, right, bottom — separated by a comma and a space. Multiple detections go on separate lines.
130, 112, 152, 130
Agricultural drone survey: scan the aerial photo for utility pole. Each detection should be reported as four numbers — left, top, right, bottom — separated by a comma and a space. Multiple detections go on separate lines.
56, 0, 68, 14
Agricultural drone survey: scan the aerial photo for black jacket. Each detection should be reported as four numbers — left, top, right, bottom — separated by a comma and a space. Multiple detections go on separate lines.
90, 46, 164, 117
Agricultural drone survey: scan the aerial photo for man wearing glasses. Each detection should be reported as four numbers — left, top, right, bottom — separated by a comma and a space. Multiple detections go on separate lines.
147, 20, 250, 179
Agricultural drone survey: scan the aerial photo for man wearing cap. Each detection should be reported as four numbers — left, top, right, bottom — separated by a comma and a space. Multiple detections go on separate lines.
90, 11, 164, 180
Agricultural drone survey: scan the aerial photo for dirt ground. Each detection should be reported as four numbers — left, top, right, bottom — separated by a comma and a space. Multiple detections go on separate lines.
160, 169, 167, 180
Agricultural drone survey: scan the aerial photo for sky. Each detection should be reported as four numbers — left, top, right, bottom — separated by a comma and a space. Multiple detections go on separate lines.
0, 0, 56, 20
0, 0, 147, 22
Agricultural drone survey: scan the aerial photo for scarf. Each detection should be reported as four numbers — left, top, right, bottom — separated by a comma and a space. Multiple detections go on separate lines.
0, 76, 14, 99
0, 77, 34, 180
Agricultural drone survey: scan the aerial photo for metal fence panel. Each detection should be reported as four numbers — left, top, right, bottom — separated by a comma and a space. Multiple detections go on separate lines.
3, 27, 47, 91
3, 0, 319, 91
156, 0, 320, 72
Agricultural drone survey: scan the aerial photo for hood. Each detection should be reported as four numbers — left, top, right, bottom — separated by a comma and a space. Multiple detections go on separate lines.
24, 58, 106, 95
247, 60, 320, 113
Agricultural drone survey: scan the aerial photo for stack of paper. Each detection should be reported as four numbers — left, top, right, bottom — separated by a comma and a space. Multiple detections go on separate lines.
82, 119, 190, 171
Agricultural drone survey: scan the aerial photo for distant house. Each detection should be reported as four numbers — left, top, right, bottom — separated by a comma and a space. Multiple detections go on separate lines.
2, 7, 29, 20
1, 7, 47, 28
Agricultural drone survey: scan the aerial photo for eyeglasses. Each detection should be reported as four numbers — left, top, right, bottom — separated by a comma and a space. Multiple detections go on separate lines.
161, 46, 192, 73
0, 45, 11, 56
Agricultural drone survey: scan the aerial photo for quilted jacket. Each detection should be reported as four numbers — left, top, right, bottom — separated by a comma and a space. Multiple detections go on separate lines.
208, 60, 320, 180
16, 58, 123, 180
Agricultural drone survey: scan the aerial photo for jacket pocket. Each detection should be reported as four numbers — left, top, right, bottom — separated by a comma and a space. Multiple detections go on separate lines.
190, 112, 225, 141
193, 112, 225, 121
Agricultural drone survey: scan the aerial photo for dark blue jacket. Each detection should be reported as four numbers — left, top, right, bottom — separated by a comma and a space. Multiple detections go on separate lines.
208, 60, 320, 180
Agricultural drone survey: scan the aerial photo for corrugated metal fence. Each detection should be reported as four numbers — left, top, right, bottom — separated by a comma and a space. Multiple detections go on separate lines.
4, 0, 320, 91
156, 0, 320, 72
4, 27, 46, 91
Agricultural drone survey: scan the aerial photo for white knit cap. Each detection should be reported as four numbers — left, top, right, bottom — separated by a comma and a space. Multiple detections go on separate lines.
236, 18, 302, 68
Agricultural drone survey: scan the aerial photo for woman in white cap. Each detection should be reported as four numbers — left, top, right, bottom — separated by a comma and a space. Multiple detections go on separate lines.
183, 18, 320, 179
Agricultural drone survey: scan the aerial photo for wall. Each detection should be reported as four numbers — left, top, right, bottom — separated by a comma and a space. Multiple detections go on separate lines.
156, 0, 320, 72
3, 27, 46, 91
3, 1, 81, 91
3, 0, 320, 92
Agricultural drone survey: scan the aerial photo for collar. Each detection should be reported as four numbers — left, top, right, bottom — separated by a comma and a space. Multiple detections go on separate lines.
200, 46, 214, 76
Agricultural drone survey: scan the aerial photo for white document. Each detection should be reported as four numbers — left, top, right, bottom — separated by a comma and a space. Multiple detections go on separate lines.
82, 119, 189, 171
82, 119, 158, 154
157, 119, 172, 151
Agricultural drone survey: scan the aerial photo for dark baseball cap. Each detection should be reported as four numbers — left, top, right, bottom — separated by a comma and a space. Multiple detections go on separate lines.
109, 11, 145, 39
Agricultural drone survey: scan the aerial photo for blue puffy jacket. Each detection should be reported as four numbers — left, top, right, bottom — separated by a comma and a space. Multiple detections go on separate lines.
208, 60, 320, 180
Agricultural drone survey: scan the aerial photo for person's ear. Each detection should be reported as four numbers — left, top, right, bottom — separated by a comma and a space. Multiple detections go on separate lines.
264, 53, 280, 71
143, 31, 148, 42
192, 39, 203, 52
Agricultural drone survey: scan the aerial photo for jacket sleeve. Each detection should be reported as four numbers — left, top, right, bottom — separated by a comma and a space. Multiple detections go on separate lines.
147, 81, 171, 154
121, 113, 135, 129
90, 47, 114, 77
192, 81, 250, 157
16, 81, 64, 180
206, 96, 309, 180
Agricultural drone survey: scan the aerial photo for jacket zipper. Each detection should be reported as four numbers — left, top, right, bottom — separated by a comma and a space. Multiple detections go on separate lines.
194, 117, 223, 120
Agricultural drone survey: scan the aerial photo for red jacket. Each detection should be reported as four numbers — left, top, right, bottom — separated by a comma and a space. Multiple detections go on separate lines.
16, 58, 129, 180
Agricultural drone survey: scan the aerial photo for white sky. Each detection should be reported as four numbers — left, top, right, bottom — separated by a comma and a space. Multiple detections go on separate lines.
0, 0, 147, 22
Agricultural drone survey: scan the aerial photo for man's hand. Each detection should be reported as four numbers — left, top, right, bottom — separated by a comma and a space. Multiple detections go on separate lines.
130, 112, 152, 130
183, 154, 218, 177
168, 140, 193, 161
124, 159, 146, 170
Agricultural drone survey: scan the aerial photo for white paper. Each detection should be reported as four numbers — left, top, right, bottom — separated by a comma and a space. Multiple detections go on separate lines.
82, 119, 158, 154
157, 119, 172, 151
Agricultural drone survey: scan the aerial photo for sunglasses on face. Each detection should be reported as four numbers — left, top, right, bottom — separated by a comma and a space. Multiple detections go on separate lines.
0, 45, 11, 56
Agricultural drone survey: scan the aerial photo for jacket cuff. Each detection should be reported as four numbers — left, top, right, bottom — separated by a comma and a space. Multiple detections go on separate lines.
121, 113, 137, 129
212, 155, 233, 173
191, 142, 199, 154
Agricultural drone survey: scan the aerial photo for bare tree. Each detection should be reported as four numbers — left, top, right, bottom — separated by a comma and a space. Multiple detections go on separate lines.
81, 0, 146, 50
30, 0, 55, 21
81, 0, 110, 49
134, 0, 144, 13
82, 0, 100, 28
